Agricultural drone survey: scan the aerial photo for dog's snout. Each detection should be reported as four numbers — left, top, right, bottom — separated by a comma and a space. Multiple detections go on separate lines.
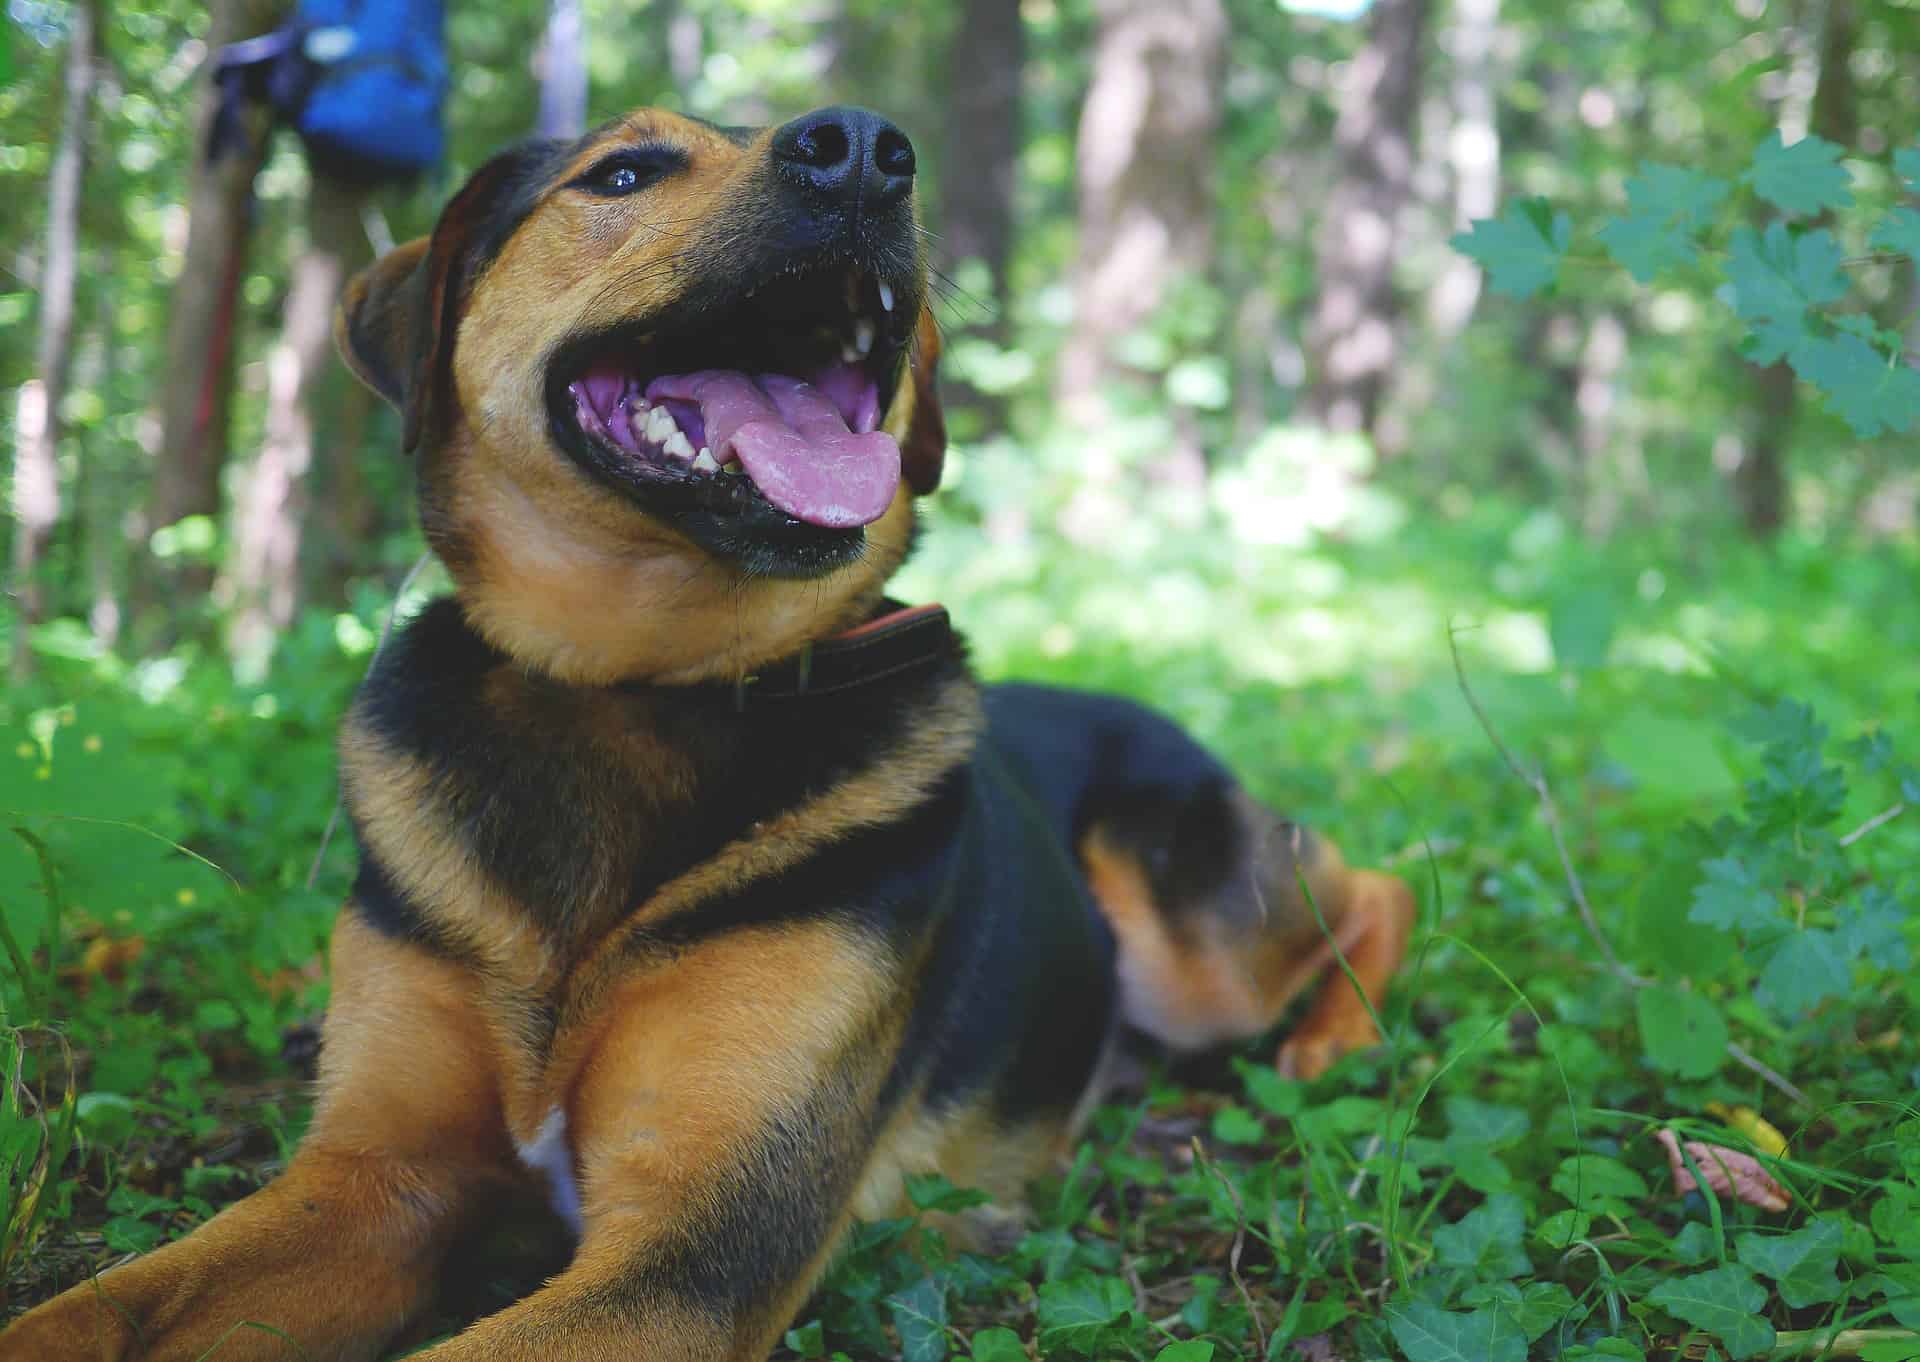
772, 106, 915, 213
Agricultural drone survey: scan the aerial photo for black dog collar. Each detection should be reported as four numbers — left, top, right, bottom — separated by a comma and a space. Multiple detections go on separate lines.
730, 601, 952, 703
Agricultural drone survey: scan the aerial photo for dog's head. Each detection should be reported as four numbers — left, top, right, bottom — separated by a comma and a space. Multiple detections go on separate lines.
335, 106, 945, 684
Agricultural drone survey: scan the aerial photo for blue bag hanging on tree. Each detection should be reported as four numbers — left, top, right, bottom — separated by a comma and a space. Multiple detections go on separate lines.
210, 0, 447, 184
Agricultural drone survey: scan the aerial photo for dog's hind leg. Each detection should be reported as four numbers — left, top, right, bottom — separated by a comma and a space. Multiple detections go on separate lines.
1080, 787, 1415, 1080
0, 914, 517, 1362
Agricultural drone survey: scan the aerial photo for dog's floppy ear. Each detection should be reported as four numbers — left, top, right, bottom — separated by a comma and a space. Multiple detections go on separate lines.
899, 305, 946, 495
334, 146, 548, 453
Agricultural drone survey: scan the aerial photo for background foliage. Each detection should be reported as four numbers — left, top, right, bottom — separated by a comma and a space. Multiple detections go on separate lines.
3, 0, 1919, 1358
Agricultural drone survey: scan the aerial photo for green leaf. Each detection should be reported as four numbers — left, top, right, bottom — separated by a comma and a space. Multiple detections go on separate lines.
1748, 131, 1854, 215
1736, 1218, 1845, 1307
1036, 1275, 1133, 1353
1458, 1280, 1577, 1342
1646, 1264, 1775, 1359
1210, 1104, 1265, 1146
1608, 713, 1736, 804
1443, 1096, 1530, 1148
1239, 1061, 1304, 1118
967, 1327, 1027, 1362
1637, 986, 1728, 1079
1689, 856, 1779, 932
1434, 1193, 1531, 1279
784, 1320, 826, 1359
906, 1172, 993, 1214
1789, 332, 1920, 438
1152, 1344, 1214, 1362
1726, 223, 1846, 323
1872, 206, 1920, 260
1384, 1301, 1527, 1362
1596, 163, 1730, 280
1562, 1342, 1646, 1361
888, 1277, 950, 1362
1550, 1154, 1650, 1210
1549, 586, 1617, 669
1895, 144, 1920, 191
1758, 928, 1851, 1014
1839, 887, 1910, 969
1452, 199, 1571, 298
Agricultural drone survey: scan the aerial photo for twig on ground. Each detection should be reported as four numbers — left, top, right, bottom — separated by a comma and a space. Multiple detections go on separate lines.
1448, 626, 1644, 988
1839, 802, 1906, 848
1192, 1138, 1266, 1361
1769, 1327, 1917, 1358
1450, 625, 1818, 1113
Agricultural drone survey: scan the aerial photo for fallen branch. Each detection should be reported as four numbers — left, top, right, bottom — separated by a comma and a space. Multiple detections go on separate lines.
1839, 801, 1906, 848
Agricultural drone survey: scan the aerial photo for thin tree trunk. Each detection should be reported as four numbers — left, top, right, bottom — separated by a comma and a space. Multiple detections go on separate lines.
1740, 0, 1854, 538
1057, 0, 1226, 433
224, 175, 370, 678
1304, 0, 1432, 438
1427, 0, 1500, 342
143, 0, 285, 612
10, 0, 101, 682
536, 0, 587, 140
942, 0, 1023, 325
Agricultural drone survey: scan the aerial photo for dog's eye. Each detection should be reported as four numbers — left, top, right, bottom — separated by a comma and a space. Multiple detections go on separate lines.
576, 148, 683, 198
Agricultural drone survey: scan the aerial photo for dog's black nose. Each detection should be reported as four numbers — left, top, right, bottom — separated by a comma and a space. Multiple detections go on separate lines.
771, 106, 915, 211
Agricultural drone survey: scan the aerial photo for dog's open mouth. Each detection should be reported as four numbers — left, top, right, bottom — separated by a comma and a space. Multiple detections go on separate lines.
551, 268, 910, 537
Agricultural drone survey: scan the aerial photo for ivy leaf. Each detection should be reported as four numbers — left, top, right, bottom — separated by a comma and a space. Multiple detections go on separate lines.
1689, 856, 1779, 932
1789, 332, 1920, 438
1839, 886, 1910, 968
1036, 1275, 1133, 1354
1444, 1096, 1530, 1148
1872, 207, 1920, 261
1647, 1265, 1776, 1359
1748, 131, 1854, 215
1726, 223, 1847, 322
888, 1277, 950, 1362
1637, 986, 1728, 1079
784, 1320, 826, 1358
1758, 928, 1851, 1015
1385, 1301, 1527, 1362
1550, 1154, 1650, 1211
1458, 1279, 1577, 1341
1152, 1344, 1214, 1362
1597, 163, 1729, 280
1897, 144, 1920, 191
1453, 199, 1571, 298
1210, 1104, 1265, 1146
1736, 1218, 1845, 1308
968, 1328, 1028, 1362
1562, 1342, 1647, 1361
1434, 1193, 1531, 1279
906, 1172, 992, 1215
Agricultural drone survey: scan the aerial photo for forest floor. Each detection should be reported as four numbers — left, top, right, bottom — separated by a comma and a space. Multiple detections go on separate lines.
5, 496, 1918, 1361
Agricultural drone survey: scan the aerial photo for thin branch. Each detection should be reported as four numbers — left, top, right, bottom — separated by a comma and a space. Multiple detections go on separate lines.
1192, 1138, 1266, 1361
1448, 626, 1645, 988
1725, 1041, 1814, 1110
1839, 801, 1906, 848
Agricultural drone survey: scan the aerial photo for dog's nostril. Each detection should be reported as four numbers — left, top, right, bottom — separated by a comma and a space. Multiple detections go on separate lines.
874, 129, 915, 179
794, 120, 851, 171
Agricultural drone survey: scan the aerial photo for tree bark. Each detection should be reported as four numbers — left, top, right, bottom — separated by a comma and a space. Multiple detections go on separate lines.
1303, 0, 1432, 438
1426, 0, 1500, 342
536, 0, 588, 140
1740, 0, 1855, 539
143, 0, 286, 611
941, 0, 1023, 326
1056, 0, 1226, 426
10, 0, 102, 682
223, 175, 370, 678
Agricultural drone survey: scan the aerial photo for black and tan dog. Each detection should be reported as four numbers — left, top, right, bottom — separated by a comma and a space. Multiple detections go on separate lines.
6, 106, 1413, 1361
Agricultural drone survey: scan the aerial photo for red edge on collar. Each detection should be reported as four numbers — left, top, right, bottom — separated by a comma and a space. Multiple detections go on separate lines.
829, 602, 947, 644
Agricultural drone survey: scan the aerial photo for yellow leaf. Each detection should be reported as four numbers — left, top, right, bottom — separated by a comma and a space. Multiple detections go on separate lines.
1705, 1101, 1789, 1158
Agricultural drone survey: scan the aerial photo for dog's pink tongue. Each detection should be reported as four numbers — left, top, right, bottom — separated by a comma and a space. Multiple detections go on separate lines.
644, 371, 899, 528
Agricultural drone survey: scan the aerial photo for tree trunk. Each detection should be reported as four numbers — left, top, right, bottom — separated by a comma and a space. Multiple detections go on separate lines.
536, 0, 587, 140
10, 0, 102, 682
1739, 0, 1855, 539
1303, 0, 1432, 438
941, 0, 1023, 325
1056, 0, 1226, 430
223, 175, 370, 679
1427, 0, 1500, 342
143, 0, 285, 613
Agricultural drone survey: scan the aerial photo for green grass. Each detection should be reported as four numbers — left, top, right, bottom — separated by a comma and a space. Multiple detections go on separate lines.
4, 496, 1918, 1360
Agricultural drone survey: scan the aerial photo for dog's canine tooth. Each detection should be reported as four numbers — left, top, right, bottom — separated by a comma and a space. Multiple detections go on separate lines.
878, 280, 894, 314
692, 449, 720, 473
664, 430, 695, 460
645, 407, 677, 443
853, 320, 874, 357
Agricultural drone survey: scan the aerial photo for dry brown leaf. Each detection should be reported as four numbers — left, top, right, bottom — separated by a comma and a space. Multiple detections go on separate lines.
1656, 1127, 1790, 1213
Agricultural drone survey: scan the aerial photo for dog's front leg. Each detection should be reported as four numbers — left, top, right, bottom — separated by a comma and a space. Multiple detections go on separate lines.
0, 913, 518, 1362
409, 919, 902, 1362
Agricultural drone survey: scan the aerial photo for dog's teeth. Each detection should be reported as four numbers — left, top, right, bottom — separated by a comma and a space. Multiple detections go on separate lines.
692, 450, 720, 473
878, 280, 894, 313
854, 320, 874, 357
663, 430, 694, 460
722, 458, 744, 475
645, 407, 677, 442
